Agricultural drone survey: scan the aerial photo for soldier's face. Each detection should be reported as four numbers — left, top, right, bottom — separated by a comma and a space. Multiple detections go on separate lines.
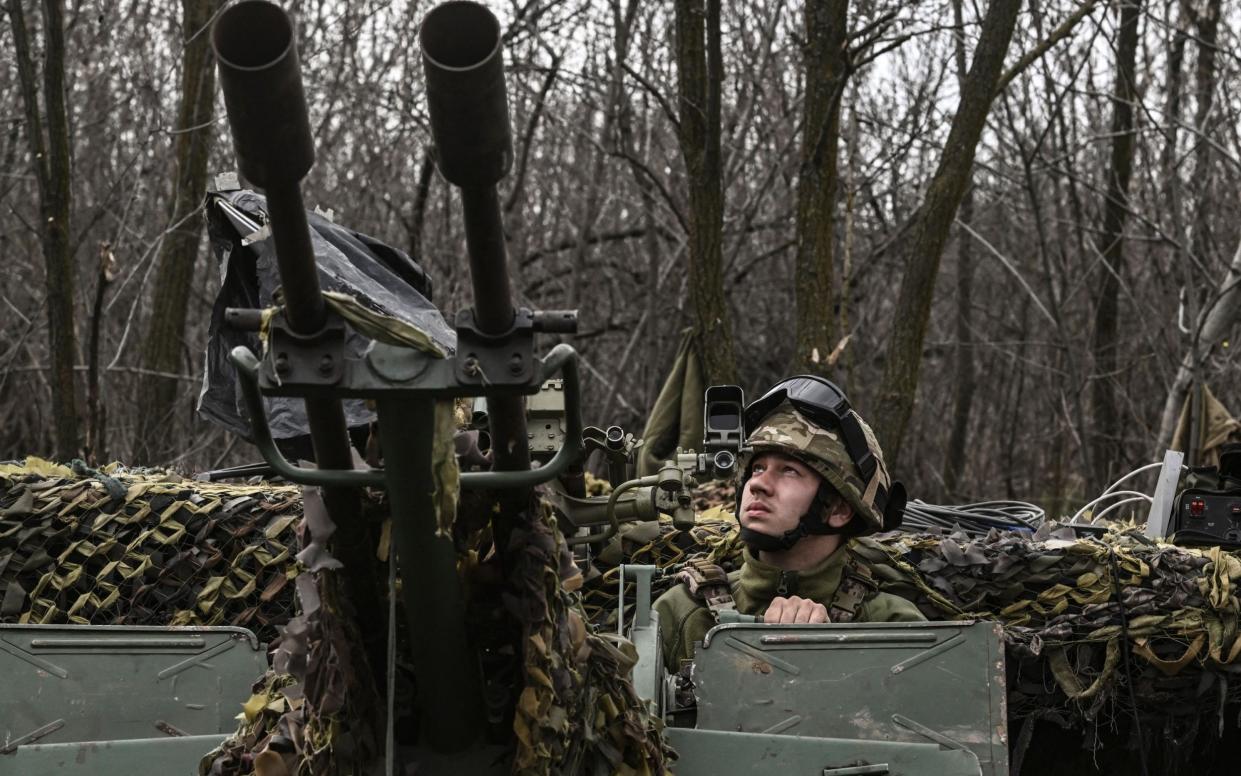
739, 453, 821, 536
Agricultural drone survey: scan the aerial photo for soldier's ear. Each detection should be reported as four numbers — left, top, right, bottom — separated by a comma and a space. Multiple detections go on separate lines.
825, 498, 853, 528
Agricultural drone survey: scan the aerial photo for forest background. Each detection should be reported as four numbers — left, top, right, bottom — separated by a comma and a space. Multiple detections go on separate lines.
2, 0, 1238, 518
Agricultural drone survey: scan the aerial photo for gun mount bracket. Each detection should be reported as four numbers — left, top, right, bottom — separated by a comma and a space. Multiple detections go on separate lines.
454, 307, 538, 387
259, 311, 347, 390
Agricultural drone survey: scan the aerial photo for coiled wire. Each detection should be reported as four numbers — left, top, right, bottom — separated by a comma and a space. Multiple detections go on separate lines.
898, 499, 1042, 537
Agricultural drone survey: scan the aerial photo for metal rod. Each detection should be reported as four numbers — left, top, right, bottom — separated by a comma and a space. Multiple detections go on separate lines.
460, 186, 515, 334
263, 182, 327, 332
377, 397, 482, 751
214, 1, 383, 692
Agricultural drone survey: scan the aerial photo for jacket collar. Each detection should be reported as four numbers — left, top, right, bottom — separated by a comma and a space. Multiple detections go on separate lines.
733, 545, 849, 615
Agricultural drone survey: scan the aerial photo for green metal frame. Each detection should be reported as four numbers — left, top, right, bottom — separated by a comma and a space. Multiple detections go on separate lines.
228, 342, 583, 491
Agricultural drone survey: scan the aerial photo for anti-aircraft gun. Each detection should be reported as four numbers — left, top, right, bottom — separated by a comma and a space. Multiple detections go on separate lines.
208, 2, 1011, 772
0, 2, 1012, 773
209, 0, 587, 764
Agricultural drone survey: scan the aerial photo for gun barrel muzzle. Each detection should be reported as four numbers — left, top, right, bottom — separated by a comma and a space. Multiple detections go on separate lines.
420, 1, 512, 187
213, 1, 314, 187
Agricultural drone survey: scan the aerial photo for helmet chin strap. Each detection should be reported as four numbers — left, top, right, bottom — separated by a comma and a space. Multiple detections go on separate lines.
737, 483, 848, 554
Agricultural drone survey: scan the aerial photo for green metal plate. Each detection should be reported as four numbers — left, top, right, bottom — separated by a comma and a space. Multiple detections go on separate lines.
692, 621, 1007, 776
0, 734, 228, 776
0, 625, 265, 748
666, 728, 983, 775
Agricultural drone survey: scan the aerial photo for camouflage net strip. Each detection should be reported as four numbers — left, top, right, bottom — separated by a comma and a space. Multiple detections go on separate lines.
0, 458, 302, 643
201, 486, 383, 776
509, 505, 671, 774
2, 457, 670, 773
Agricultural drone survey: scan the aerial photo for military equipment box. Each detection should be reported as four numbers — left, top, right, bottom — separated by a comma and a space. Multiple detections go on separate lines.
663, 620, 1008, 776
0, 625, 266, 775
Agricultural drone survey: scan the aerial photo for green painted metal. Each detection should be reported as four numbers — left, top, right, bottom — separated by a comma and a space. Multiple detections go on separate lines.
619, 565, 662, 715
376, 397, 482, 752
665, 728, 982, 776
691, 621, 1008, 776
0, 734, 229, 776
227, 343, 584, 492
0, 625, 264, 760
567, 475, 659, 546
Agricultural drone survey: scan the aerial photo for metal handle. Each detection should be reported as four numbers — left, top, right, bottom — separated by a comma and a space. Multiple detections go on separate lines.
228, 343, 584, 491
717, 611, 759, 624
567, 474, 658, 546
30, 637, 206, 649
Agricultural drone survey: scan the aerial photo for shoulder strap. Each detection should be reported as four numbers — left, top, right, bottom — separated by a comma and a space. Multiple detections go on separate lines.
828, 556, 880, 624
674, 558, 736, 615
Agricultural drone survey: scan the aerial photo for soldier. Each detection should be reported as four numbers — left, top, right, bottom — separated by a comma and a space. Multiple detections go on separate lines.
655, 375, 925, 671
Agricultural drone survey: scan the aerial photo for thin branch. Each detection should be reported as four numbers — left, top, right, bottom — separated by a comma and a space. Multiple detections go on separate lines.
956, 218, 1059, 328
995, 0, 1104, 96
622, 63, 680, 132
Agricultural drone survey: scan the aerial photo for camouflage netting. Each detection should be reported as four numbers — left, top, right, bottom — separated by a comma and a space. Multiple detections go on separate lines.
1, 445, 671, 774
14, 452, 1241, 772
201, 484, 385, 776
0, 457, 302, 643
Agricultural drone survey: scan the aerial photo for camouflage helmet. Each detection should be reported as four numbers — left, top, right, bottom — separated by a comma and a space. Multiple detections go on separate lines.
738, 402, 895, 533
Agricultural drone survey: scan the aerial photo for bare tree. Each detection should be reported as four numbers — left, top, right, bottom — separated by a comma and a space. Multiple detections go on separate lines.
674, 0, 737, 383
941, 0, 976, 497
6, 0, 79, 461
872, 0, 1023, 464
134, 0, 220, 463
792, 0, 848, 373
1089, 0, 1141, 485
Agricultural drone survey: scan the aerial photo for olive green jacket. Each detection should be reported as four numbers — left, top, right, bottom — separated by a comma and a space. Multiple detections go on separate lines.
653, 546, 926, 671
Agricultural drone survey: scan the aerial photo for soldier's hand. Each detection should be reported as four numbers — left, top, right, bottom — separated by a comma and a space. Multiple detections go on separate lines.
762, 596, 829, 624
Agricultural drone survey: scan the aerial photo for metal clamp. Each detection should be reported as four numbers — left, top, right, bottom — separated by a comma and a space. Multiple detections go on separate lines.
261, 311, 347, 389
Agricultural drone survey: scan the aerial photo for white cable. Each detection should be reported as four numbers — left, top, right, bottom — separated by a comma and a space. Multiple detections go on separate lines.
1089, 495, 1153, 523
1069, 490, 1154, 524
1101, 462, 1166, 495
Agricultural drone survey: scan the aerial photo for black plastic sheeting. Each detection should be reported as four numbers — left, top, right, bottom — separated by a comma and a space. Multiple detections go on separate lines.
198, 188, 456, 445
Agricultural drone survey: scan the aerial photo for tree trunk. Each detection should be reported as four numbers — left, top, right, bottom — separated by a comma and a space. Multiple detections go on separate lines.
674, 0, 737, 384
7, 0, 80, 462
86, 242, 117, 464
941, 0, 976, 498
1088, 0, 1141, 487
1187, 0, 1221, 266
792, 0, 848, 374
872, 0, 1022, 464
134, 0, 219, 463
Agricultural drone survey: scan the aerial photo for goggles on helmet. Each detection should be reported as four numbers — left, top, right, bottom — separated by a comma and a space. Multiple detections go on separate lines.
743, 374, 877, 488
